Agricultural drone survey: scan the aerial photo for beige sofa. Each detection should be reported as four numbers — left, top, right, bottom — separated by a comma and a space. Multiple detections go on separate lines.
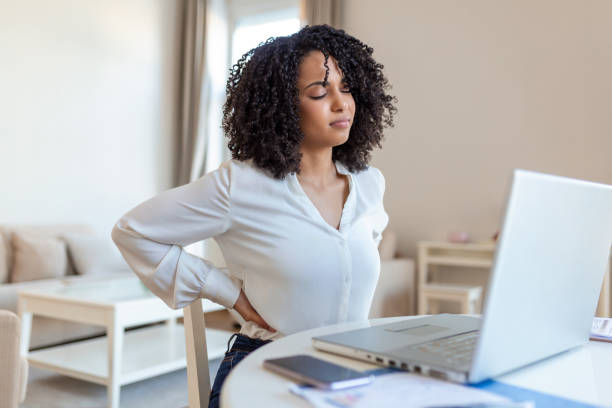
0, 310, 28, 408
0, 225, 131, 349
369, 230, 416, 318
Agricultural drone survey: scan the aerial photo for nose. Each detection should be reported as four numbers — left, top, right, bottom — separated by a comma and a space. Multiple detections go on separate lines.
331, 91, 349, 112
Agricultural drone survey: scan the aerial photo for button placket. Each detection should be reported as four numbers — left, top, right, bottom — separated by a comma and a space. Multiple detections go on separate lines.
337, 236, 352, 322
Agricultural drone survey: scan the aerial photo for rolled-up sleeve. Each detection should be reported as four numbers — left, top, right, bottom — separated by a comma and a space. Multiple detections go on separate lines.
111, 161, 241, 309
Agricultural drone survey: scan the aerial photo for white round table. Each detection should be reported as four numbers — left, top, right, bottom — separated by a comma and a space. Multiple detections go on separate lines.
220, 316, 612, 408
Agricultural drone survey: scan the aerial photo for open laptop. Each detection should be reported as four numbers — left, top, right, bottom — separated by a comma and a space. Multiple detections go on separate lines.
313, 169, 612, 384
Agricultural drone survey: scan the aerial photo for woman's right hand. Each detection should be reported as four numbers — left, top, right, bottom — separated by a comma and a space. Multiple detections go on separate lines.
232, 290, 276, 332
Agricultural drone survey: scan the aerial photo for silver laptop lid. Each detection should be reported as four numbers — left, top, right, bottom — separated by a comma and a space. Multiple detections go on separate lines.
469, 170, 612, 383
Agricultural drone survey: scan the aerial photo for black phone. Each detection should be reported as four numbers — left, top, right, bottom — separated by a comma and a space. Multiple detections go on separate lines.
263, 354, 374, 390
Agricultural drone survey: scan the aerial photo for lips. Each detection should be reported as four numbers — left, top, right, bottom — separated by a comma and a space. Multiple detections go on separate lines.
330, 118, 351, 128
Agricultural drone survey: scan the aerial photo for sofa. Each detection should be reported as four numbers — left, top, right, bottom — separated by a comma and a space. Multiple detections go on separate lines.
369, 230, 416, 318
0, 225, 131, 349
0, 224, 415, 351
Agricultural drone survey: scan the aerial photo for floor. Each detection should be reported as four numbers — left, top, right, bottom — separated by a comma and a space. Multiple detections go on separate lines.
21, 310, 237, 408
22, 360, 222, 408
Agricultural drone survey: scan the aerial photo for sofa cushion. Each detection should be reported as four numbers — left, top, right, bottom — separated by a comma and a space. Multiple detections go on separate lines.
0, 225, 92, 278
10, 233, 69, 283
0, 233, 8, 284
63, 233, 131, 275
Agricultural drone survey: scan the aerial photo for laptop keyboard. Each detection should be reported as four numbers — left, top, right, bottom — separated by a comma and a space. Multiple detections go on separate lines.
414, 331, 479, 365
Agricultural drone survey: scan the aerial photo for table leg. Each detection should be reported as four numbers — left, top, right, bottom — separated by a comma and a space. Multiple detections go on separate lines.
18, 310, 32, 358
107, 317, 124, 408
417, 244, 427, 314
165, 316, 177, 330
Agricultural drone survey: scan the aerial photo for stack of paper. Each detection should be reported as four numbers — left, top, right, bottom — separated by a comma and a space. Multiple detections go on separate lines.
591, 317, 612, 342
289, 371, 524, 408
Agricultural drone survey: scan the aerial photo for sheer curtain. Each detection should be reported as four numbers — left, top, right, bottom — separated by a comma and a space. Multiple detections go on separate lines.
175, 0, 229, 188
175, 0, 229, 262
300, 0, 343, 27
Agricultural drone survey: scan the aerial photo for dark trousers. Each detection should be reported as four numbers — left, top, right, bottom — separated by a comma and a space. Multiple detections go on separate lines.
208, 333, 272, 408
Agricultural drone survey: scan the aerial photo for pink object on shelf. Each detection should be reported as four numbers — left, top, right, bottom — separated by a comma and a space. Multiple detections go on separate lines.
447, 231, 470, 243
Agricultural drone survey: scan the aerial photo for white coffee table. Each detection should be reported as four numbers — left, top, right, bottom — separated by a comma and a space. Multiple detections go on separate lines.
18, 275, 230, 408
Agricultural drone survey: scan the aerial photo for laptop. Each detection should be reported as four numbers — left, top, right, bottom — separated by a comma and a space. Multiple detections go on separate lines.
313, 169, 612, 384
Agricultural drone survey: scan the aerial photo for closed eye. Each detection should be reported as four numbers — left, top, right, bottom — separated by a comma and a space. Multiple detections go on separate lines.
309, 94, 326, 100
341, 80, 351, 93
309, 86, 351, 100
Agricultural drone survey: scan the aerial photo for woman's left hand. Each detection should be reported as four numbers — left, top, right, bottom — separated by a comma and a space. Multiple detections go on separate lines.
232, 290, 276, 332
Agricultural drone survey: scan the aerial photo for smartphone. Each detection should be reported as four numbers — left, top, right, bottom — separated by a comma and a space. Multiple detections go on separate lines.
263, 354, 374, 390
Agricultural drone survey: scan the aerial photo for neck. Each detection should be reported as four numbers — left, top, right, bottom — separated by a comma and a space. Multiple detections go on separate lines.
298, 147, 337, 188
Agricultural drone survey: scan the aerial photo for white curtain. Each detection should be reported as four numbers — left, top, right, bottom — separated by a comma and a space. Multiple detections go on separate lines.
300, 0, 343, 28
175, 0, 206, 187
175, 0, 229, 188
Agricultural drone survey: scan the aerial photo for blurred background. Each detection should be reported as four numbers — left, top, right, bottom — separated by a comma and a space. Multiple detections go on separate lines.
1, 0, 611, 257
2, 1, 611, 406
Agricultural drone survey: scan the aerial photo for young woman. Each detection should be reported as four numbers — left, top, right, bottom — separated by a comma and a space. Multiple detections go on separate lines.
112, 24, 396, 408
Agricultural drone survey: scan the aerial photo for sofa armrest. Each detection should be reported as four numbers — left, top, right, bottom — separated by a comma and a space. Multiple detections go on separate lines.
0, 310, 24, 407
369, 258, 416, 319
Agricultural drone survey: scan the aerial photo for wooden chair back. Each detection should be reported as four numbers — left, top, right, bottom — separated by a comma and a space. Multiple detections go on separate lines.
183, 300, 210, 407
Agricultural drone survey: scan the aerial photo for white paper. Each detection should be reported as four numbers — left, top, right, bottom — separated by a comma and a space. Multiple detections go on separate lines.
289, 372, 509, 408
591, 317, 612, 340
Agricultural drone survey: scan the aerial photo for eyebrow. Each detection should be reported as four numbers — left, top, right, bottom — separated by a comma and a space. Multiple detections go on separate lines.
303, 78, 348, 91
304, 81, 326, 90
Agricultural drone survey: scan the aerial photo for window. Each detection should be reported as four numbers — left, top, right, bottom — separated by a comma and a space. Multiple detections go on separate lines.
229, 0, 300, 67
198, 1, 300, 265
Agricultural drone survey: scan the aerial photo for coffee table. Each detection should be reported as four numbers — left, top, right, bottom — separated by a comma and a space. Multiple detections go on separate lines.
18, 275, 230, 408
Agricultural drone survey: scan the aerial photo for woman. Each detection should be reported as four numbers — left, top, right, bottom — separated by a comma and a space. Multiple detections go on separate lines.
112, 24, 396, 408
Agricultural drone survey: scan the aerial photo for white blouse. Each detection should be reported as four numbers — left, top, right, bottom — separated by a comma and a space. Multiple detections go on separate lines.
112, 159, 388, 340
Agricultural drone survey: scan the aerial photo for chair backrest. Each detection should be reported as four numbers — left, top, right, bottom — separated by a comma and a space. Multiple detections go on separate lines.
183, 300, 211, 408
0, 310, 25, 408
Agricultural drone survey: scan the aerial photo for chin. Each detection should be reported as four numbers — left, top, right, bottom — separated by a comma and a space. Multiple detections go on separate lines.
333, 126, 351, 141
304, 129, 350, 149
331, 133, 349, 147
339, 135, 350, 145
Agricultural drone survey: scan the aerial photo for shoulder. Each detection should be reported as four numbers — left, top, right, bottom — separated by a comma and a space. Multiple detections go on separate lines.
351, 165, 386, 197
216, 159, 286, 198
221, 158, 281, 183
210, 159, 264, 183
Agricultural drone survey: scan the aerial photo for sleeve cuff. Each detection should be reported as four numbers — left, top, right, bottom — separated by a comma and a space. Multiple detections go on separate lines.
201, 267, 242, 309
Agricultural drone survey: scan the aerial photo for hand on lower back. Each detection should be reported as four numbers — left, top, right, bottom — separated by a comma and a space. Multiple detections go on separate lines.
232, 290, 276, 332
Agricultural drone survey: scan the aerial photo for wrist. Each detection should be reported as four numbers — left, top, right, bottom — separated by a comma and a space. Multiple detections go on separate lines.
232, 289, 245, 310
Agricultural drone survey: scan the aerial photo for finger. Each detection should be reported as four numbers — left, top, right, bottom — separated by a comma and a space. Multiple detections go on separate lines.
262, 322, 276, 332
251, 314, 276, 332
235, 293, 276, 332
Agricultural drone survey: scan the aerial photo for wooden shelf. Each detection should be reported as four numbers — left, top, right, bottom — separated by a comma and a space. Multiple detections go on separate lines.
418, 241, 496, 251
426, 255, 493, 268
417, 240, 497, 314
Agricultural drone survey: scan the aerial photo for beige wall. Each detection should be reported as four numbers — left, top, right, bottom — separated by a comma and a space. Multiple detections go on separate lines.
0, 0, 181, 235
1, 1, 610, 255
344, 0, 612, 257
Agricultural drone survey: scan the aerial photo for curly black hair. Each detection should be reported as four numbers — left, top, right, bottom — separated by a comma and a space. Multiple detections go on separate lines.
223, 24, 396, 179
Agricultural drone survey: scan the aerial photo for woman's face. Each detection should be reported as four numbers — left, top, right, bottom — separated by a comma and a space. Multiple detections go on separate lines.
297, 51, 355, 150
